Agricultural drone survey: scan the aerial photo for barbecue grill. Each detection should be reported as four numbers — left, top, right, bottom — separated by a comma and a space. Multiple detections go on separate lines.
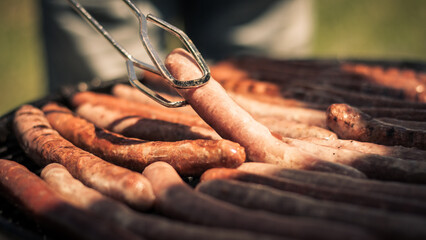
0, 58, 425, 239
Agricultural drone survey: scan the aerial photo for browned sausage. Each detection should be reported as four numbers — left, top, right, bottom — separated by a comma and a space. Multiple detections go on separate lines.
229, 93, 328, 128
300, 137, 426, 162
256, 117, 337, 139
291, 84, 426, 109
196, 179, 426, 240
0, 159, 140, 240
200, 167, 426, 215
42, 102, 245, 176
232, 92, 328, 110
112, 84, 198, 116
224, 57, 426, 103
237, 162, 426, 202
113, 84, 330, 134
164, 48, 365, 178
359, 107, 426, 121
276, 136, 426, 183
41, 163, 282, 240
142, 162, 375, 240
282, 87, 346, 106
327, 103, 426, 149
377, 118, 426, 131
13, 105, 155, 210
112, 84, 331, 138
212, 59, 397, 101
75, 103, 220, 141
71, 91, 210, 128
341, 63, 426, 102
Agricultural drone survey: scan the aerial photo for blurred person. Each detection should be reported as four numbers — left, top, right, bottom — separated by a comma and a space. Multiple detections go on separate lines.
41, 0, 312, 93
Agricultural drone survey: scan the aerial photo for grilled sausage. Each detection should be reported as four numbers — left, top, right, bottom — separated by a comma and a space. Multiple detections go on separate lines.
75, 103, 220, 141
13, 105, 155, 210
327, 103, 426, 149
0, 159, 140, 240
291, 84, 426, 109
41, 163, 281, 240
341, 63, 426, 102
256, 117, 337, 139
200, 167, 426, 215
237, 162, 426, 201
112, 84, 197, 116
42, 102, 245, 176
71, 91, 210, 128
142, 162, 375, 240
359, 107, 426, 121
230, 93, 328, 128
276, 136, 426, 183
300, 137, 426, 162
377, 118, 426, 131
197, 179, 426, 240
163, 48, 365, 178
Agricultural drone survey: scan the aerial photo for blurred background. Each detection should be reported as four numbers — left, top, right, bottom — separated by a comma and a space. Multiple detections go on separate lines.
0, 0, 425, 115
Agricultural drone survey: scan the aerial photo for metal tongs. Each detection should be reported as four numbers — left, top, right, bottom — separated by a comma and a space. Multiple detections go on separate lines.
68, 0, 210, 107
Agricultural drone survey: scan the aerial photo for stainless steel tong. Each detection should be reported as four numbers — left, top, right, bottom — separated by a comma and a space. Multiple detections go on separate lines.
68, 0, 211, 107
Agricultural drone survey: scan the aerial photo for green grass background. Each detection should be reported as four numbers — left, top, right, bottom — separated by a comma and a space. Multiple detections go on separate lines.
1, 0, 425, 115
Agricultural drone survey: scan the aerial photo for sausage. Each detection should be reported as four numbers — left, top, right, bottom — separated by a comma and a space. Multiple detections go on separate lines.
231, 92, 328, 110
319, 81, 407, 100
256, 117, 337, 139
213, 58, 425, 105
113, 83, 330, 129
75, 103, 221, 141
41, 163, 282, 240
211, 58, 345, 88
300, 137, 426, 162
196, 179, 426, 240
0, 159, 140, 240
277, 136, 426, 183
71, 91, 210, 128
377, 118, 426, 131
326, 103, 426, 149
237, 162, 426, 202
113, 83, 328, 128
42, 102, 245, 176
225, 57, 426, 103
358, 107, 426, 121
112, 84, 198, 116
200, 167, 426, 215
142, 162, 376, 240
164, 48, 365, 178
229, 93, 328, 128
13, 105, 155, 210
341, 63, 426, 102
290, 84, 426, 109
282, 87, 346, 106
239, 74, 409, 107
211, 63, 326, 108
